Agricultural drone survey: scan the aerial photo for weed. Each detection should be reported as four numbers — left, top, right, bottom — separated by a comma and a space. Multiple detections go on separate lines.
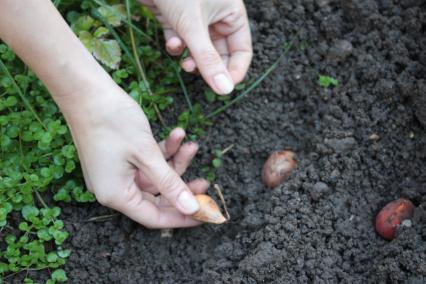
318, 75, 339, 88
202, 145, 234, 182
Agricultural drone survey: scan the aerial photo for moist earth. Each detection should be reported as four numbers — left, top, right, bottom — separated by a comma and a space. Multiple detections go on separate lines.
11, 0, 426, 283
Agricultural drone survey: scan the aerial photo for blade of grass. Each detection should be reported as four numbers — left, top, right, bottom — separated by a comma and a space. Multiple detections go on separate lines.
0, 59, 47, 130
172, 62, 192, 111
206, 41, 294, 119
125, 0, 166, 127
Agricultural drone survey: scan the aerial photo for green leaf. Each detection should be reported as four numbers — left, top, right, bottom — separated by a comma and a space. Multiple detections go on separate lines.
52, 230, 69, 245
47, 252, 59, 263
94, 26, 109, 38
22, 205, 39, 221
79, 31, 94, 52
41, 132, 53, 144
235, 83, 246, 90
71, 15, 95, 33
212, 158, 222, 168
5, 96, 18, 107
0, 262, 9, 273
51, 269, 68, 282
318, 75, 339, 88
93, 39, 121, 69
97, 4, 126, 27
65, 160, 76, 173
37, 228, 52, 241
53, 188, 71, 202
204, 89, 216, 103
18, 222, 30, 231
57, 249, 71, 258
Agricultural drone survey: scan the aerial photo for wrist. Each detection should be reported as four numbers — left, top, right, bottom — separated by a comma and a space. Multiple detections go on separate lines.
56, 80, 133, 132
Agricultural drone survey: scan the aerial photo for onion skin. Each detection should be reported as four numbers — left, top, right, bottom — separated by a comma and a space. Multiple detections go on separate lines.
192, 194, 226, 224
375, 198, 415, 240
262, 150, 297, 188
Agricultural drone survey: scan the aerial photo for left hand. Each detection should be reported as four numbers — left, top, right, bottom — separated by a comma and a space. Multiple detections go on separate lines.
139, 0, 253, 95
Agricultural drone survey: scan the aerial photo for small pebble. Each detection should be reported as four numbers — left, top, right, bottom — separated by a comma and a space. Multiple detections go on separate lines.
369, 133, 380, 141
401, 219, 412, 228
328, 39, 354, 62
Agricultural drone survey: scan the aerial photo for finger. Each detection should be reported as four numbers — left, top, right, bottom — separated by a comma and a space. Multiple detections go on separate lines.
212, 36, 230, 69
158, 127, 186, 159
179, 23, 234, 95
164, 30, 186, 56
153, 178, 210, 208
137, 141, 199, 195
188, 178, 210, 194
181, 57, 197, 73
213, 18, 252, 84
170, 141, 199, 175
112, 183, 201, 228
132, 143, 200, 215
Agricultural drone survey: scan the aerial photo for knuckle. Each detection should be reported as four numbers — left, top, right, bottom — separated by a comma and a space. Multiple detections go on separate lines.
131, 138, 160, 169
157, 169, 181, 196
175, 13, 194, 37
198, 50, 222, 68
223, 9, 244, 25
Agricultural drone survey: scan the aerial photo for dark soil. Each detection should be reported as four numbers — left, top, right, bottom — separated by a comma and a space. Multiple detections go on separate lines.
14, 0, 426, 283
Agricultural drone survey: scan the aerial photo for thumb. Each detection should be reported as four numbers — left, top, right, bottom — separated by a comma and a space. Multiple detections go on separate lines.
180, 24, 234, 95
138, 148, 200, 215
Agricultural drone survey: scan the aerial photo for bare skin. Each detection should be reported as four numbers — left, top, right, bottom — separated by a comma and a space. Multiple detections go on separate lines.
0, 0, 252, 229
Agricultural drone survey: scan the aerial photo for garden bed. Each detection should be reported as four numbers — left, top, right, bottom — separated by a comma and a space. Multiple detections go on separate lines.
7, 0, 426, 283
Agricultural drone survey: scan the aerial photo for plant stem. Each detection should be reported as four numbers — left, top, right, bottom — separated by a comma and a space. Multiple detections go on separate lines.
0, 59, 47, 130
172, 62, 193, 111
35, 190, 48, 209
220, 144, 234, 156
86, 213, 119, 222
214, 184, 230, 221
206, 42, 294, 119
125, 0, 166, 127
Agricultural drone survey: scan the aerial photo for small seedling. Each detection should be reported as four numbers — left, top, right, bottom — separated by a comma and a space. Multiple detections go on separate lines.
318, 75, 339, 88
202, 144, 234, 182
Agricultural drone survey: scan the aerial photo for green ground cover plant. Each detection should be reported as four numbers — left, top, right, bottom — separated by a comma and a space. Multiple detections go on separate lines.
0, 1, 293, 282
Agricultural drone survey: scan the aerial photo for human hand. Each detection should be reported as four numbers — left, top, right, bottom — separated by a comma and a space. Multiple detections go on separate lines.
139, 0, 252, 95
60, 84, 207, 228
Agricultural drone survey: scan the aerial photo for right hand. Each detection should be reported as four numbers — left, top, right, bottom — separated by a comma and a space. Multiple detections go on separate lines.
59, 84, 207, 228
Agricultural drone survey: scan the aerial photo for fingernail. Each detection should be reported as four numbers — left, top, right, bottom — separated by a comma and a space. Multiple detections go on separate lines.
214, 74, 234, 95
177, 191, 200, 214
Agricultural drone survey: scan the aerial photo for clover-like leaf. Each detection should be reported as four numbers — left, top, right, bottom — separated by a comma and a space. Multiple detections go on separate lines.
93, 39, 121, 69
78, 31, 94, 52
51, 269, 68, 282
21, 205, 39, 221
97, 4, 126, 27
